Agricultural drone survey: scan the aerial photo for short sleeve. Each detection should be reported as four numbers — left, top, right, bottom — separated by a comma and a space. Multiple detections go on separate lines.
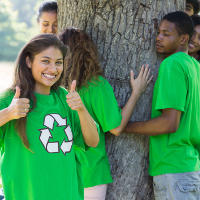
91, 80, 122, 132
0, 90, 14, 147
155, 67, 187, 112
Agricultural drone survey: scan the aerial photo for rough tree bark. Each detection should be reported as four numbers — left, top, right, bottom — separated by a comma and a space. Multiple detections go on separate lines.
57, 1, 184, 199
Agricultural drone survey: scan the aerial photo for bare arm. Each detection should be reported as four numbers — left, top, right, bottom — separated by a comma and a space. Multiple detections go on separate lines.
0, 108, 13, 127
123, 108, 182, 136
66, 80, 99, 147
76, 107, 99, 147
0, 87, 30, 127
110, 65, 153, 136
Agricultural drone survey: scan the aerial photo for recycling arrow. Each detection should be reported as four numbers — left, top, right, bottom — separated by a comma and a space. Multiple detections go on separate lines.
44, 114, 67, 130
60, 126, 73, 155
39, 129, 59, 153
60, 140, 73, 155
39, 114, 73, 155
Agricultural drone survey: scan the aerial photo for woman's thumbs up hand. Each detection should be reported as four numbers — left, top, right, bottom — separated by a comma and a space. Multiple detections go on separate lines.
66, 80, 85, 112
7, 86, 30, 120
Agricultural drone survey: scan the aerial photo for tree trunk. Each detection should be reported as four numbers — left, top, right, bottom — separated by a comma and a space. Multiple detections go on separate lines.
57, 1, 184, 199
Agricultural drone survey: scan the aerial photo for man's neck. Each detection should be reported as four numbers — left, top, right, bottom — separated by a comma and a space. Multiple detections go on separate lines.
165, 46, 188, 58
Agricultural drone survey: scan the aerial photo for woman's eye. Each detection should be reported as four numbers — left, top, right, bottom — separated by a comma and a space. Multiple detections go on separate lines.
42, 60, 49, 64
43, 24, 49, 27
56, 61, 63, 65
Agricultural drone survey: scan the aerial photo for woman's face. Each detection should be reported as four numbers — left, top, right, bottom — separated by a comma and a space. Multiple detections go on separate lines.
27, 47, 63, 95
185, 3, 194, 16
188, 25, 200, 57
38, 12, 57, 35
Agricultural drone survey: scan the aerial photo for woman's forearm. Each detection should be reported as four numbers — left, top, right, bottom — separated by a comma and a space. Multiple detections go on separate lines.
77, 107, 99, 147
0, 107, 12, 127
110, 92, 140, 136
109, 66, 152, 136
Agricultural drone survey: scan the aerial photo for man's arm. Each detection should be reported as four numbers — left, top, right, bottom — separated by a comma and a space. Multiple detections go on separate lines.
123, 108, 182, 136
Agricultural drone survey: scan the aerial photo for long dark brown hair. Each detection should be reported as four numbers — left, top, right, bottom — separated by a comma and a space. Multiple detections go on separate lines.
58, 27, 103, 90
11, 33, 68, 149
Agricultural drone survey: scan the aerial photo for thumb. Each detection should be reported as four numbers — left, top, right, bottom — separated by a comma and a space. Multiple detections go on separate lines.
14, 86, 20, 99
70, 80, 76, 93
130, 70, 135, 82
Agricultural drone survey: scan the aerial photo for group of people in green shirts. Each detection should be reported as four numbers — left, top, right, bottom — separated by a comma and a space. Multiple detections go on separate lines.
0, 1, 200, 200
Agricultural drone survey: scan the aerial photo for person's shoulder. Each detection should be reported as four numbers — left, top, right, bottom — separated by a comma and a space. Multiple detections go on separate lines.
79, 76, 112, 98
82, 76, 107, 90
53, 86, 69, 96
162, 52, 185, 63
161, 52, 192, 71
0, 89, 14, 108
92, 76, 112, 92
173, 53, 200, 69
0, 89, 14, 101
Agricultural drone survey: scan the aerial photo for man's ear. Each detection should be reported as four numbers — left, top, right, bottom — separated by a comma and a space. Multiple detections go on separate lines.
26, 56, 32, 68
180, 34, 190, 45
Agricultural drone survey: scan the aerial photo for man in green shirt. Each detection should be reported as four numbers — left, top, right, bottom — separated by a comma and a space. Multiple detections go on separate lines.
124, 11, 200, 199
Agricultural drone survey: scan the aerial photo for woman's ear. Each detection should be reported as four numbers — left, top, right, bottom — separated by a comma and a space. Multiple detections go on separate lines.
26, 56, 32, 68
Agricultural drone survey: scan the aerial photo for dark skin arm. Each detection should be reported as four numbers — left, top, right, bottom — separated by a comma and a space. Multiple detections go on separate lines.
123, 108, 182, 136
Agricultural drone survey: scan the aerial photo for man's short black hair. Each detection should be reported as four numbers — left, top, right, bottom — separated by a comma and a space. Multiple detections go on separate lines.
163, 11, 194, 42
186, 0, 200, 15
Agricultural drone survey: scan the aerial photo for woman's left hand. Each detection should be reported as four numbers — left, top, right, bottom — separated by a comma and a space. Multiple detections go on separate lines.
130, 64, 153, 96
66, 80, 85, 112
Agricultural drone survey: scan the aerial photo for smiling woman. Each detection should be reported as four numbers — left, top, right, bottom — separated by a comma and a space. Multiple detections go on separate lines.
37, 1, 57, 35
0, 33, 99, 200
188, 15, 200, 62
26, 47, 63, 94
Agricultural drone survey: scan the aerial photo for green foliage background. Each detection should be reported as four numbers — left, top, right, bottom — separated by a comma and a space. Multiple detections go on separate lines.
0, 0, 48, 61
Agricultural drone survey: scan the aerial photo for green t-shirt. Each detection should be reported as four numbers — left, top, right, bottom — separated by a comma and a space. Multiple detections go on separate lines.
0, 87, 86, 200
75, 76, 122, 188
149, 52, 200, 176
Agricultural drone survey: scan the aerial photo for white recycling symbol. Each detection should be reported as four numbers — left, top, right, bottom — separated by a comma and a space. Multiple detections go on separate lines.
39, 114, 73, 155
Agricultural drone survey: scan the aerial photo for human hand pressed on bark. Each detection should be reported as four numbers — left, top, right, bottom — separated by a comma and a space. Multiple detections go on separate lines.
130, 65, 153, 96
66, 80, 85, 112
7, 86, 30, 120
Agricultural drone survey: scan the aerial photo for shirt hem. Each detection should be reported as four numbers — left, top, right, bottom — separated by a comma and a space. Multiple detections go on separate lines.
149, 166, 200, 176
84, 180, 113, 188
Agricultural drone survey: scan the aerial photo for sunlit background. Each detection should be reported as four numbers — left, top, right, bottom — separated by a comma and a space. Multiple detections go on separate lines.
0, 0, 50, 92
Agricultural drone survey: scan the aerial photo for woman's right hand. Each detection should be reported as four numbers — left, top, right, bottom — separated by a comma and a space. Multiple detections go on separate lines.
7, 86, 30, 120
130, 65, 153, 96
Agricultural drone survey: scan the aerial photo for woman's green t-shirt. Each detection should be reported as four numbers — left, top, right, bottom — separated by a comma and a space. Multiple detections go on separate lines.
0, 87, 86, 200
75, 76, 122, 188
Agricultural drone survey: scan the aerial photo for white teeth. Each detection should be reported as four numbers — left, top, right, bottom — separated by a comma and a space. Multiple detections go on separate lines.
43, 74, 55, 78
189, 44, 195, 48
